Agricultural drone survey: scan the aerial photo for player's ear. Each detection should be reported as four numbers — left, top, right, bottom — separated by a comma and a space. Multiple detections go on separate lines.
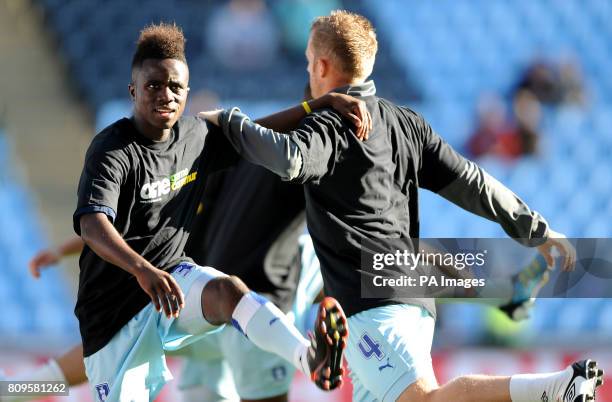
318, 58, 329, 79
128, 83, 135, 100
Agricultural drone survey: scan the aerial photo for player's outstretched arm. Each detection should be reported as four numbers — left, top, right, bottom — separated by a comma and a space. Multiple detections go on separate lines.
200, 108, 306, 181
416, 117, 545, 238
254, 92, 372, 140
79, 213, 185, 318
201, 106, 347, 183
421, 142, 575, 271
29, 236, 84, 278
413, 112, 576, 271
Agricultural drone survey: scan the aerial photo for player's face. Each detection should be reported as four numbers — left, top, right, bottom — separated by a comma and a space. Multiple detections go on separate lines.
306, 36, 325, 98
129, 58, 189, 136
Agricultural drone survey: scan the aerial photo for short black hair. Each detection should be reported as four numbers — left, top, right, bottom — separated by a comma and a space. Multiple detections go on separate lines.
131, 22, 187, 69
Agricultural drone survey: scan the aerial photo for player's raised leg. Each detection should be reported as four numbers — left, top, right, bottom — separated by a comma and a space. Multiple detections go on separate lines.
498, 254, 550, 320
199, 272, 348, 390
453, 254, 551, 321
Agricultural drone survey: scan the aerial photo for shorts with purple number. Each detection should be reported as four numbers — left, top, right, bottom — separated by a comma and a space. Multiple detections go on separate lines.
345, 304, 437, 402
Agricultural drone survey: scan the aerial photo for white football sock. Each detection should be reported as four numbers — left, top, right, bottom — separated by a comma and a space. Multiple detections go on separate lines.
231, 292, 311, 376
510, 366, 573, 402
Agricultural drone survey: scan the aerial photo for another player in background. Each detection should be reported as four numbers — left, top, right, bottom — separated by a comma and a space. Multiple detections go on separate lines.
201, 10, 603, 402
71, 23, 354, 402
176, 159, 310, 402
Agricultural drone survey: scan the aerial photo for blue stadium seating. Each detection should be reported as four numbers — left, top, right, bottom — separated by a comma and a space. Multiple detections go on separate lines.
0, 131, 78, 343
34, 0, 420, 109
362, 0, 612, 238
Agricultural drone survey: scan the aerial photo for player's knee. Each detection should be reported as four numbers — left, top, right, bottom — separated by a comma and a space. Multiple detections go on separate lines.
222, 275, 250, 307
202, 275, 250, 324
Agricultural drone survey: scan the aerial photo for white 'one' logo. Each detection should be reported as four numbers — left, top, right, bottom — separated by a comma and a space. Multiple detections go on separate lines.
139, 169, 197, 202
140, 178, 171, 200
140, 169, 198, 202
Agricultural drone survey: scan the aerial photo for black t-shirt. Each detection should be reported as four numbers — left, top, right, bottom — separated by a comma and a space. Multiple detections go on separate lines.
74, 116, 237, 357
221, 82, 548, 320
289, 97, 545, 318
289, 96, 459, 318
185, 160, 306, 313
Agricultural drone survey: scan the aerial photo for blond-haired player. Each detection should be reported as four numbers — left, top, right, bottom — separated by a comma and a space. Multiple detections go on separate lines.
201, 10, 604, 402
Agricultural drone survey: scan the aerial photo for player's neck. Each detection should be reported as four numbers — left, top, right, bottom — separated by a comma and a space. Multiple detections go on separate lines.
131, 117, 172, 142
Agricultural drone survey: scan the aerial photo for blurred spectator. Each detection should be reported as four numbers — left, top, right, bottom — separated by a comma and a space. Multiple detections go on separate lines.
513, 60, 562, 105
205, 0, 280, 71
467, 94, 527, 160
271, 0, 341, 60
488, 56, 588, 161
512, 57, 586, 107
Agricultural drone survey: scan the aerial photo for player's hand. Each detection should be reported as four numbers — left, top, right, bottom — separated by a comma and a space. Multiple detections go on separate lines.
29, 249, 61, 279
134, 265, 185, 318
198, 109, 223, 126
536, 229, 576, 272
324, 93, 373, 141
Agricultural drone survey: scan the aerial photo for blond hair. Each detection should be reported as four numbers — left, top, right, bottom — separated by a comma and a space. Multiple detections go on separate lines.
310, 10, 378, 80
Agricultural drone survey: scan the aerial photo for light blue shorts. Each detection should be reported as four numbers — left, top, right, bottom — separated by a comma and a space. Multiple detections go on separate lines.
84, 263, 226, 402
177, 234, 323, 401
177, 325, 294, 400
345, 304, 437, 402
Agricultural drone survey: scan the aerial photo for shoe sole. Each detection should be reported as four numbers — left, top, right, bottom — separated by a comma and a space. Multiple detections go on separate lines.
569, 359, 605, 402
500, 257, 551, 320
311, 297, 349, 390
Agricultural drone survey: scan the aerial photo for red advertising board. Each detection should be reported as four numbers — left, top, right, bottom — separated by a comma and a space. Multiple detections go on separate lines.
2, 349, 610, 401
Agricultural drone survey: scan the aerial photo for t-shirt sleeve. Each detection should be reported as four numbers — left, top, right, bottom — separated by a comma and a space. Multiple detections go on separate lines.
203, 121, 241, 174
73, 146, 128, 235
415, 112, 548, 245
289, 111, 338, 183
416, 114, 465, 192
218, 108, 336, 183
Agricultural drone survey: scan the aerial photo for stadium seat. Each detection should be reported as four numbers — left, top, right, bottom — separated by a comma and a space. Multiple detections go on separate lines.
0, 137, 75, 341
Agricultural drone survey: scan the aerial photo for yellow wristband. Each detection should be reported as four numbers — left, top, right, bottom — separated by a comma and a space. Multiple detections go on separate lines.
302, 101, 312, 114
